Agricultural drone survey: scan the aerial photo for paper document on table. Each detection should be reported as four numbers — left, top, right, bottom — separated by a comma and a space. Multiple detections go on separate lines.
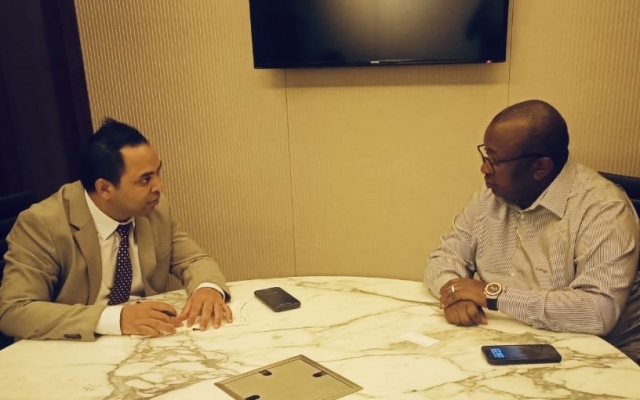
229, 301, 250, 326
130, 301, 249, 339
400, 332, 439, 348
182, 301, 251, 330
190, 301, 250, 330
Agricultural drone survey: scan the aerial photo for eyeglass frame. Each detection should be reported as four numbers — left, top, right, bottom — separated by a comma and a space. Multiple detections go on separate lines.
477, 144, 549, 174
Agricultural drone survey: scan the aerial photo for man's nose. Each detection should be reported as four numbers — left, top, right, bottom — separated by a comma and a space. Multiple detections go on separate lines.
152, 175, 163, 192
480, 160, 491, 175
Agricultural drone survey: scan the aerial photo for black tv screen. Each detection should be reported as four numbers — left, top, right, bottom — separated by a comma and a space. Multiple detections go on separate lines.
248, 0, 510, 69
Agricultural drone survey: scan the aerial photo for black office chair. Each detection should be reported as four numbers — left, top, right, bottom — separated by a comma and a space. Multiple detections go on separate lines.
600, 172, 640, 365
0, 191, 37, 350
600, 171, 640, 216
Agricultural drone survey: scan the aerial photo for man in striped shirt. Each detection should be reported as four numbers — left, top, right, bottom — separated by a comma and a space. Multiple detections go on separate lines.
425, 99, 640, 362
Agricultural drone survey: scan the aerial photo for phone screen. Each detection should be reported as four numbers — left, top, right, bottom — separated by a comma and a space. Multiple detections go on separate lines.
254, 287, 301, 312
481, 344, 562, 365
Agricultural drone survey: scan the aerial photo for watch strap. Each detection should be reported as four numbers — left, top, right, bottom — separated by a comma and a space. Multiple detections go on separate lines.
486, 297, 498, 311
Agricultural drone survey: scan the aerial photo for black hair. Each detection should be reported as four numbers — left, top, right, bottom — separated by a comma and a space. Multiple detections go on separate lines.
80, 118, 149, 192
492, 99, 570, 168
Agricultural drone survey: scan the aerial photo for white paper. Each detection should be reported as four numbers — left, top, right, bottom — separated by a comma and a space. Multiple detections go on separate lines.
130, 301, 249, 338
400, 332, 439, 348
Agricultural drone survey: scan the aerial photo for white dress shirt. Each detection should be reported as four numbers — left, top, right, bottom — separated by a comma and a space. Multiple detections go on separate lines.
84, 192, 223, 335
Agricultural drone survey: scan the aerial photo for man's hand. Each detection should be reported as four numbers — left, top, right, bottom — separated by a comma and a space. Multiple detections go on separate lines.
439, 278, 487, 309
178, 287, 233, 330
442, 300, 487, 326
121, 301, 182, 337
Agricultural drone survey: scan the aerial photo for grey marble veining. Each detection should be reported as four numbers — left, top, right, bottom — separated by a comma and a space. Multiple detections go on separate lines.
0, 276, 638, 399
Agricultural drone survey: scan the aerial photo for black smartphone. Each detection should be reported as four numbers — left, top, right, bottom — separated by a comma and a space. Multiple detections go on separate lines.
481, 344, 562, 365
254, 287, 301, 312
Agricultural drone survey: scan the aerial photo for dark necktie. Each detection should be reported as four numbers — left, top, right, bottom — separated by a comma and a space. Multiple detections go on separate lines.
108, 223, 133, 305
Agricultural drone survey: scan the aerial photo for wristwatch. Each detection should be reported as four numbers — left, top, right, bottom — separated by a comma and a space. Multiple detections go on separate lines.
484, 282, 502, 311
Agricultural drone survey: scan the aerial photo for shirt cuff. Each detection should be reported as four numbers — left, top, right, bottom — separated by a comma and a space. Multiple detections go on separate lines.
95, 305, 125, 336
193, 283, 227, 301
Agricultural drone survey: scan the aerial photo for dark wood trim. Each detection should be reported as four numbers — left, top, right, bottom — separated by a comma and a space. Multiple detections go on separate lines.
0, 0, 92, 199
41, 0, 93, 180
0, 52, 25, 196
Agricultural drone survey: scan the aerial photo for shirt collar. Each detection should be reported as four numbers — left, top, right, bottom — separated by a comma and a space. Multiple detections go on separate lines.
84, 191, 135, 240
524, 158, 576, 218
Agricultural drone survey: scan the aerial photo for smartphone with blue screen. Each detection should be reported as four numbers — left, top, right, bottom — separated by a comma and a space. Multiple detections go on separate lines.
481, 344, 562, 365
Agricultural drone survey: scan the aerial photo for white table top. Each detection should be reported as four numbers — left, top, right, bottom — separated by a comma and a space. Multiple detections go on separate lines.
1, 276, 639, 399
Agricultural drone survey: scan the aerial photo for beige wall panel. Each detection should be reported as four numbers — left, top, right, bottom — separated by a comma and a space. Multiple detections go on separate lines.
509, 0, 640, 175
287, 65, 510, 279
75, 0, 640, 281
74, 0, 514, 281
74, 1, 296, 281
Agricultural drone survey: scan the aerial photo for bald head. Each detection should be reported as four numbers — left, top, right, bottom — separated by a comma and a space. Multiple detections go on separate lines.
491, 100, 569, 169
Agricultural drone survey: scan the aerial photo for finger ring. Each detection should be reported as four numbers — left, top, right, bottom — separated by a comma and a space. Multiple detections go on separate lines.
451, 285, 456, 293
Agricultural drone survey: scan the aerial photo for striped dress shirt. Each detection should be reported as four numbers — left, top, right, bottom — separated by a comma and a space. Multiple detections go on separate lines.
425, 160, 639, 335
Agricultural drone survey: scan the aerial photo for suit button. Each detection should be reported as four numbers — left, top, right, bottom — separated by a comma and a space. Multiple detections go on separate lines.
63, 333, 82, 340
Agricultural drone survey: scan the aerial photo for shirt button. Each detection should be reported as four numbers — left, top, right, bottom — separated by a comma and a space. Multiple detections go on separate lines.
510, 271, 516, 277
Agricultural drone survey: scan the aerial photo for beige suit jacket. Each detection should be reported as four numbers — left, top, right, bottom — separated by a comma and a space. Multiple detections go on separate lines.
0, 181, 230, 341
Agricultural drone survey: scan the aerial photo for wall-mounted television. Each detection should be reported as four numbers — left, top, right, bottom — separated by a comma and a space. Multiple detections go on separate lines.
248, 0, 510, 69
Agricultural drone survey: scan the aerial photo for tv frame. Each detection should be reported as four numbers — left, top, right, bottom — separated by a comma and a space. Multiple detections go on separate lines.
248, 0, 510, 69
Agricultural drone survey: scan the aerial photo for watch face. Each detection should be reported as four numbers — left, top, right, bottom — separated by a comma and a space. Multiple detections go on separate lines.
486, 283, 502, 296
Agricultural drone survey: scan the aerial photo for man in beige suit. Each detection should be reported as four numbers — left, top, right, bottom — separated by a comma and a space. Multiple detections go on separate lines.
0, 119, 232, 341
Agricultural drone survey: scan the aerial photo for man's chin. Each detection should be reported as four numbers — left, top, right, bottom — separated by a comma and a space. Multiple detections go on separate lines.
133, 203, 158, 217
488, 187, 513, 204
496, 192, 518, 205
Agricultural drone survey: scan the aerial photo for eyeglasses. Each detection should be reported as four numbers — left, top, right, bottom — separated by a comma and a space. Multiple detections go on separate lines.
477, 144, 547, 174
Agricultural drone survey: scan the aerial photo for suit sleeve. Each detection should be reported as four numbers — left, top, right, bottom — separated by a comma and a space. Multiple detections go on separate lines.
0, 209, 105, 341
164, 207, 231, 300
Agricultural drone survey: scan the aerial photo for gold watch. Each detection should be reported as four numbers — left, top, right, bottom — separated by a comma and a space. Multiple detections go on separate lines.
484, 282, 502, 311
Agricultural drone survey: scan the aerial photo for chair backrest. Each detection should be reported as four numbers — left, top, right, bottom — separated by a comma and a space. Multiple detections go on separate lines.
0, 191, 37, 350
600, 172, 640, 363
599, 172, 640, 217
0, 191, 38, 282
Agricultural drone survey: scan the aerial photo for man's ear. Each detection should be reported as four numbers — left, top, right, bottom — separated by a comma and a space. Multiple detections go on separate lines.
532, 157, 554, 181
95, 178, 114, 199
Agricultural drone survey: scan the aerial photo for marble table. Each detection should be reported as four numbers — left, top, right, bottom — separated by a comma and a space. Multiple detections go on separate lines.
1, 276, 639, 399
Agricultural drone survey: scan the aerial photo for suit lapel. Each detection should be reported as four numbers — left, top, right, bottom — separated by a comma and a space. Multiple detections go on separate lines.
67, 183, 102, 304
135, 216, 156, 292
